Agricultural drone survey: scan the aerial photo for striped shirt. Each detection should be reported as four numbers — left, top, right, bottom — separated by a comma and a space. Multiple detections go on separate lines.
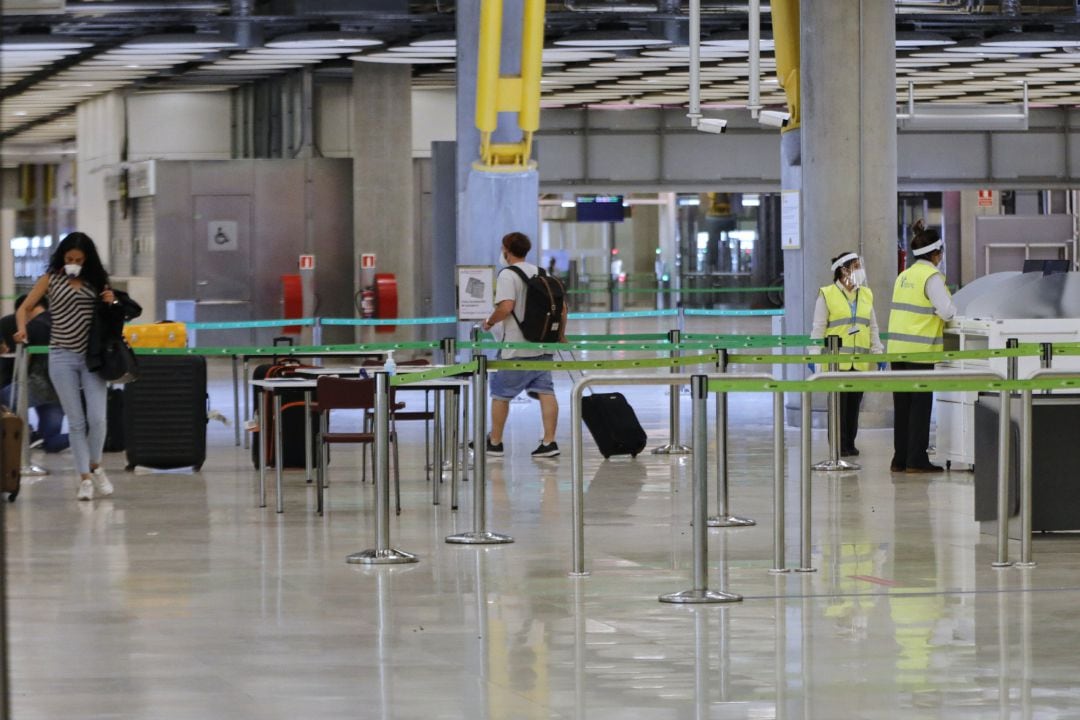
46, 272, 96, 354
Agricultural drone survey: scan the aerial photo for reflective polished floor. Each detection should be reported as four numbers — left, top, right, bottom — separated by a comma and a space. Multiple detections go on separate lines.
8, 323, 1080, 719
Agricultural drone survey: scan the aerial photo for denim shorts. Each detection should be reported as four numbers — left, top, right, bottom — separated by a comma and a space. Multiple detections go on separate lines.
489, 354, 555, 401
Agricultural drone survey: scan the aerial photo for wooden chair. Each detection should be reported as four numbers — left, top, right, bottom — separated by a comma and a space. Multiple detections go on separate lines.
314, 376, 400, 516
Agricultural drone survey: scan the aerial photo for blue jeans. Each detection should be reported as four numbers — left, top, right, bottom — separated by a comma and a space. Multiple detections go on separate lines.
0, 386, 68, 453
48, 348, 107, 475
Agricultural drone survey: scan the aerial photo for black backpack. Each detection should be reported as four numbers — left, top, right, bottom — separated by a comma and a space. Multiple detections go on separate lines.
503, 266, 566, 343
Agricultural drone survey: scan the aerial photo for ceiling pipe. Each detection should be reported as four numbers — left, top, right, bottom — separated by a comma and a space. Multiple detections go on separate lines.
747, 0, 761, 119
897, 80, 1029, 130
231, 0, 258, 49
687, 0, 701, 128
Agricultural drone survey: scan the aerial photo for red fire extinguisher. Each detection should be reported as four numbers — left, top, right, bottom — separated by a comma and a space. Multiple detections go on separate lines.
897, 244, 907, 273
360, 287, 376, 318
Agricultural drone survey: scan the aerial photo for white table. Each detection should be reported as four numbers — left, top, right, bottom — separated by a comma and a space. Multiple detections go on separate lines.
250, 369, 471, 513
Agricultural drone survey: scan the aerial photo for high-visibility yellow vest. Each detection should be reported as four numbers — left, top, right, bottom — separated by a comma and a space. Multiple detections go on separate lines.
887, 262, 948, 354
820, 283, 874, 371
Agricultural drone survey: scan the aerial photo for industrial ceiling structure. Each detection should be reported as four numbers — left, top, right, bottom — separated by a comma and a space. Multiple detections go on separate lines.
4, 0, 1080, 151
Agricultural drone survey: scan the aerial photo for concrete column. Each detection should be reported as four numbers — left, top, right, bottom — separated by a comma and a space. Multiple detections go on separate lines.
456, 0, 540, 270
783, 0, 897, 426
352, 63, 415, 321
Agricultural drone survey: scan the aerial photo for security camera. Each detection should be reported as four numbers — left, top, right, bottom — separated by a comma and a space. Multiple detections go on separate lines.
759, 110, 791, 128
696, 117, 728, 134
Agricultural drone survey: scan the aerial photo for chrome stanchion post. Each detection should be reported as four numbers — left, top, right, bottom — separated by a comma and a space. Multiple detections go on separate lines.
570, 378, 588, 576
446, 355, 513, 544
1015, 388, 1036, 568
1007, 337, 1019, 382
347, 371, 417, 564
440, 337, 457, 472
769, 391, 790, 574
992, 389, 1013, 568
14, 345, 48, 477
708, 348, 754, 528
796, 391, 816, 573
812, 335, 858, 471
232, 355, 241, 446
660, 375, 742, 604
448, 388, 460, 511
1039, 342, 1053, 394
653, 328, 690, 455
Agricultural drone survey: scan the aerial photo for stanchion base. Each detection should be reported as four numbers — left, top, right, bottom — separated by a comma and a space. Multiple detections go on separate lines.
768, 568, 791, 574
794, 567, 817, 573
445, 531, 514, 545
346, 548, 418, 565
652, 444, 691, 455
991, 561, 1013, 568
659, 589, 742, 604
812, 459, 860, 472
20, 465, 49, 477
706, 515, 756, 528
1015, 561, 1038, 569
568, 571, 591, 578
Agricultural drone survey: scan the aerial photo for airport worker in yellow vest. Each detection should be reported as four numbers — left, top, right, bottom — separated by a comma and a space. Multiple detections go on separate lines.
810, 251, 884, 457
886, 229, 957, 473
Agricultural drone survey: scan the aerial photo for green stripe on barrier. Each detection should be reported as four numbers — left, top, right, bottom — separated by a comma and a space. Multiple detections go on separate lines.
730, 346, 1043, 366
490, 353, 719, 372
322, 316, 457, 327
683, 308, 784, 317
390, 361, 477, 386
568, 309, 679, 320
187, 318, 316, 330
708, 376, 1080, 394
565, 333, 670, 341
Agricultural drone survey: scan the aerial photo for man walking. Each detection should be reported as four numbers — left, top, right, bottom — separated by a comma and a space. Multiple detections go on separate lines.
480, 231, 567, 458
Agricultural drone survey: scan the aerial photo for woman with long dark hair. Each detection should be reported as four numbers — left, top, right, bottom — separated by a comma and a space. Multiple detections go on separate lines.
15, 232, 116, 500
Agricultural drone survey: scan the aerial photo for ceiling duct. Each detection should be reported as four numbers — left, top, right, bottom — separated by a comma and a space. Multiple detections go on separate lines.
63, 0, 228, 13
564, 1, 660, 11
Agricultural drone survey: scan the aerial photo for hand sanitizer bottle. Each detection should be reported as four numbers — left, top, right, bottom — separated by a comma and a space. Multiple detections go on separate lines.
383, 350, 396, 376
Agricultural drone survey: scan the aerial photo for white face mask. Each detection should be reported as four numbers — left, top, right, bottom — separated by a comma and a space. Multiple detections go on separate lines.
63, 263, 82, 278
849, 268, 867, 287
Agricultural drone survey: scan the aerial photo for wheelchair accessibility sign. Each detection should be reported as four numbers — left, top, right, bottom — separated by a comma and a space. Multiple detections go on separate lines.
208, 220, 239, 252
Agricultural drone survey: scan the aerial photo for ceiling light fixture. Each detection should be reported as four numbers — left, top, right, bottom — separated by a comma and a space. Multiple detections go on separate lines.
409, 33, 456, 48
349, 53, 454, 65
123, 33, 235, 52
896, 31, 956, 48
982, 31, 1080, 49
266, 31, 382, 49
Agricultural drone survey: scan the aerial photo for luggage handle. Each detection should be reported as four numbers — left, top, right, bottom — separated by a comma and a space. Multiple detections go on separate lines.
560, 349, 594, 396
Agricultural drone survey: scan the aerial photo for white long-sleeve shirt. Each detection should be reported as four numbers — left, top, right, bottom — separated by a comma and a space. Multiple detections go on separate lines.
810, 282, 884, 354
916, 259, 957, 321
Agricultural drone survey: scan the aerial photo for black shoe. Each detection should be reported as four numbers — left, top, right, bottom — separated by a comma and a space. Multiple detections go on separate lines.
468, 436, 504, 457
841, 447, 860, 457
905, 464, 943, 474
531, 441, 560, 458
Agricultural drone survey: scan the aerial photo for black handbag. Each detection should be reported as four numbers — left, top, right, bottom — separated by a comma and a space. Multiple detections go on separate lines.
98, 336, 139, 384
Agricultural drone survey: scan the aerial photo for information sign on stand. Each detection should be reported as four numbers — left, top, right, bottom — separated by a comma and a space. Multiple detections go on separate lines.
457, 265, 496, 321
781, 191, 800, 250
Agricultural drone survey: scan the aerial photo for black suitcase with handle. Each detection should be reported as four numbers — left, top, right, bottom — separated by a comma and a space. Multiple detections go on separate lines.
124, 355, 207, 470
581, 392, 648, 459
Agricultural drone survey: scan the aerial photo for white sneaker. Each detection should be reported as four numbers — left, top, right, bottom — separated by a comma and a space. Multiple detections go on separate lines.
77, 479, 94, 501
91, 467, 114, 497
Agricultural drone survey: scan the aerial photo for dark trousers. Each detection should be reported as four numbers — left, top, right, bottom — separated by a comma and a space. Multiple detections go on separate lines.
839, 387, 863, 453
891, 361, 934, 469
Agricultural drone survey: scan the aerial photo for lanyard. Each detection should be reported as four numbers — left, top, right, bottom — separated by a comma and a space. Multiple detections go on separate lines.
847, 287, 860, 335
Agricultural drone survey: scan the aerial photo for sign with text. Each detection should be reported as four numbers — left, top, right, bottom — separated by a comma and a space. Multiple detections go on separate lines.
456, 265, 496, 321
781, 191, 800, 250
978, 189, 994, 207
298, 254, 315, 270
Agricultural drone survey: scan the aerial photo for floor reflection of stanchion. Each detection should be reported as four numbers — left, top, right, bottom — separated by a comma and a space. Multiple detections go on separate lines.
800, 577, 813, 719
347, 372, 418, 565
660, 375, 741, 604
471, 550, 491, 720
708, 350, 754, 528
774, 578, 788, 719
375, 569, 394, 720
573, 577, 586, 720
1020, 568, 1032, 720
13, 344, 48, 478
653, 328, 691, 455
447, 355, 513, 545
996, 568, 1009, 719
693, 608, 709, 720
796, 392, 816, 573
812, 336, 858, 472
770, 391, 791, 575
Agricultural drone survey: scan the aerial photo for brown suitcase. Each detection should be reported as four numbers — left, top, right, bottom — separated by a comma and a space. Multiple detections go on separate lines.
1, 407, 23, 501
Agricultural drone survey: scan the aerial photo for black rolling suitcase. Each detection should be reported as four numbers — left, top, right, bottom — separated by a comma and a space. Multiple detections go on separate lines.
250, 359, 319, 470
124, 355, 208, 470
103, 388, 125, 452
581, 392, 648, 458
561, 350, 648, 459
